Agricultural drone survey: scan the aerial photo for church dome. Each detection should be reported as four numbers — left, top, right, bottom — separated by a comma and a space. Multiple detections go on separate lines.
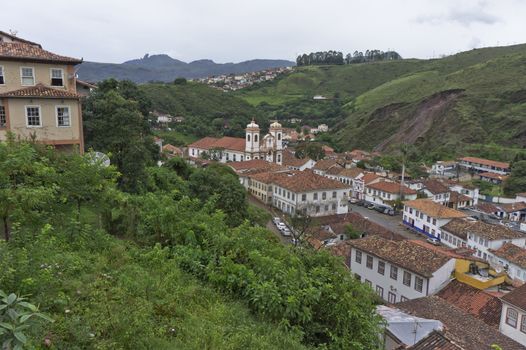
270, 121, 282, 129
246, 119, 259, 129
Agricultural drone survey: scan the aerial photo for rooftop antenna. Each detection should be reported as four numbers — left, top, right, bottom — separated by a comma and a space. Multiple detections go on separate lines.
9, 29, 18, 36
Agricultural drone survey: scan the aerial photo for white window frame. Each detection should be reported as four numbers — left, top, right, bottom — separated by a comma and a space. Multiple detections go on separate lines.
20, 67, 35, 86
50, 68, 64, 87
25, 105, 42, 128
0, 65, 4, 85
55, 105, 71, 127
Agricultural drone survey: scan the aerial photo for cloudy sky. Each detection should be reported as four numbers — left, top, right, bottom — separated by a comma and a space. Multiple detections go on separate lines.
3, 0, 526, 63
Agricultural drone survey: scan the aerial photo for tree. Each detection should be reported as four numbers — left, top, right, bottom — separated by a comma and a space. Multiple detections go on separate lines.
345, 224, 362, 239
0, 290, 53, 350
83, 83, 157, 193
503, 160, 526, 195
0, 139, 56, 241
289, 207, 316, 247
56, 152, 118, 222
173, 77, 187, 85
188, 166, 248, 226
295, 142, 325, 161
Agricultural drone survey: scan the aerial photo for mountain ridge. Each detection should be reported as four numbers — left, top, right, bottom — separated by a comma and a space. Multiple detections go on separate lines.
77, 54, 295, 82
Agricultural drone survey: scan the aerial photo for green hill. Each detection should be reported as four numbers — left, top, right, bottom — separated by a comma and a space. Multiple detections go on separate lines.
236, 44, 526, 161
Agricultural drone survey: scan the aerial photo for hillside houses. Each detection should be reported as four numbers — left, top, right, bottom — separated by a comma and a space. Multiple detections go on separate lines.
458, 156, 511, 175
197, 66, 292, 91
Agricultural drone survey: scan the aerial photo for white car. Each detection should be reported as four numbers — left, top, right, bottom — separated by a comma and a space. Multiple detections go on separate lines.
276, 222, 287, 230
280, 228, 292, 237
427, 237, 440, 246
272, 217, 281, 224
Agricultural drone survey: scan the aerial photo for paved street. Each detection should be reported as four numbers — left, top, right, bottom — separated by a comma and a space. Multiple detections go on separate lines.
248, 194, 291, 244
249, 194, 425, 242
348, 204, 425, 241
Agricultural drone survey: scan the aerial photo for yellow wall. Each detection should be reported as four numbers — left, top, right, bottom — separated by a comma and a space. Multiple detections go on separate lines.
0, 61, 76, 93
454, 259, 506, 290
0, 98, 81, 144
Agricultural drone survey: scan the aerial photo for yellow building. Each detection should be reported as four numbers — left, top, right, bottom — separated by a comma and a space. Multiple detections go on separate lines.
0, 31, 84, 152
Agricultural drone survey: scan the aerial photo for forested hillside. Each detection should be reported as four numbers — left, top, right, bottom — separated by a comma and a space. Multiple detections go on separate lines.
236, 44, 526, 161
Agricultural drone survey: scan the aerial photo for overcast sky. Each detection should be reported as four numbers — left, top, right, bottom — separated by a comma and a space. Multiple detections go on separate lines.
3, 0, 526, 63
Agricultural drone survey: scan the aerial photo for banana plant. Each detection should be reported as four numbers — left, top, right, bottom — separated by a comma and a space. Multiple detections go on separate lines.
0, 290, 53, 350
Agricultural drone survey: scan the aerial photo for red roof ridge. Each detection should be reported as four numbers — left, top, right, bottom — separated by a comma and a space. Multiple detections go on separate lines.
0, 84, 81, 99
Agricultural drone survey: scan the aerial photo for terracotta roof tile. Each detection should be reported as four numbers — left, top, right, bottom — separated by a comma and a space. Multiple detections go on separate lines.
396, 296, 525, 350
404, 199, 467, 219
0, 84, 80, 99
338, 167, 364, 179
313, 159, 341, 171
0, 42, 81, 64
459, 157, 510, 170
408, 330, 463, 350
367, 181, 417, 195
501, 283, 526, 311
490, 243, 526, 269
449, 192, 472, 203
188, 136, 245, 152
272, 170, 349, 193
475, 202, 499, 214
349, 236, 453, 277
498, 202, 526, 213
282, 149, 312, 168
442, 218, 522, 241
362, 172, 381, 184
436, 280, 502, 328
478, 172, 508, 181
423, 180, 450, 194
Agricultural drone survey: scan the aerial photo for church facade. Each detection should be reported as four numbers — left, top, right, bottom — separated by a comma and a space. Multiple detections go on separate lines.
188, 120, 284, 164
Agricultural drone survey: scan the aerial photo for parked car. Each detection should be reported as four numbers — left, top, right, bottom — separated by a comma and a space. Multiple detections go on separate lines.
356, 200, 365, 206
375, 206, 387, 213
272, 217, 281, 225
280, 227, 292, 237
427, 237, 440, 245
348, 198, 358, 204
366, 203, 376, 210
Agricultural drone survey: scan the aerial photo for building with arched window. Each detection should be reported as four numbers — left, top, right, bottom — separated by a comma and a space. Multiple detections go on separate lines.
188, 120, 284, 164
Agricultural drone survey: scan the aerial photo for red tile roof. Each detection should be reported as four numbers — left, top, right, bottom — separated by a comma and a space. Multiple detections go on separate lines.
441, 218, 523, 241
501, 283, 526, 311
367, 181, 417, 195
423, 180, 450, 194
404, 199, 467, 219
396, 296, 525, 350
0, 84, 80, 99
490, 243, 526, 269
338, 167, 364, 179
407, 330, 463, 350
272, 170, 349, 193
449, 191, 472, 203
478, 172, 508, 181
436, 280, 502, 328
349, 236, 453, 277
497, 201, 526, 213
313, 159, 341, 171
0, 31, 41, 46
282, 149, 312, 168
459, 157, 510, 170
188, 136, 245, 152
0, 42, 82, 64
362, 172, 381, 184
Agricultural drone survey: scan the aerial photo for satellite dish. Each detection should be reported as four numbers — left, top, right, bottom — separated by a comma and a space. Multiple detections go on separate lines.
86, 151, 110, 167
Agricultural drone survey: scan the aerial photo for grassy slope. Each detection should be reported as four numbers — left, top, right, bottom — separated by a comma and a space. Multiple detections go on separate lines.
236, 44, 526, 160
140, 82, 258, 118
0, 229, 307, 350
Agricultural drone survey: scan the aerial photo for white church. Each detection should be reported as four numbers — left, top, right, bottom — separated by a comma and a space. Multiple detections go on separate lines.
188, 120, 284, 164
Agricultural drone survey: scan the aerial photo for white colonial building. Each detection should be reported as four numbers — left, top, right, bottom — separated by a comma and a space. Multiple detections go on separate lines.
271, 170, 350, 217
500, 284, 526, 346
364, 181, 417, 207
349, 236, 456, 303
489, 243, 526, 285
403, 199, 467, 241
458, 156, 510, 175
188, 120, 284, 164
441, 218, 525, 261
